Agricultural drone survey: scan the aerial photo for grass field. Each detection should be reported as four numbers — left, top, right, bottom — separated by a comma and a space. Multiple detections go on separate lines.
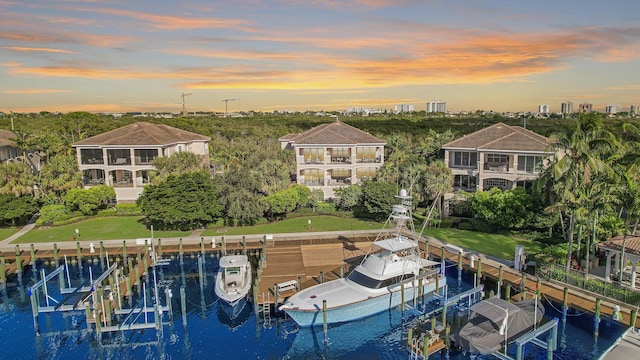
424, 227, 543, 260
4, 215, 544, 261
11, 217, 191, 244
202, 215, 385, 236
0, 227, 20, 241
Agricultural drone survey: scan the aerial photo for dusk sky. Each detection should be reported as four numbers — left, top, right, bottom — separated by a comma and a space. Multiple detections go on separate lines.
1, 0, 639, 114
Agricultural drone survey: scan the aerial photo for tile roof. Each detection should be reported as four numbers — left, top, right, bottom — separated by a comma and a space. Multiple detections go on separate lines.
72, 121, 210, 147
442, 122, 550, 152
0, 129, 16, 147
599, 235, 640, 257
282, 120, 385, 146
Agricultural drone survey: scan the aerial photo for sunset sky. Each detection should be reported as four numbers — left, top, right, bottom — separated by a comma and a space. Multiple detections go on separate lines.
1, 0, 639, 114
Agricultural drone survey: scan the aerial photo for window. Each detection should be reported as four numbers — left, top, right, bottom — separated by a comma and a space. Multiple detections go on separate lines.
302, 148, 324, 163
518, 155, 542, 173
301, 168, 324, 185
356, 167, 377, 180
452, 151, 478, 167
454, 175, 477, 190
356, 147, 377, 162
347, 270, 383, 289
486, 154, 508, 163
107, 149, 131, 165
484, 178, 509, 190
80, 149, 103, 164
135, 149, 158, 164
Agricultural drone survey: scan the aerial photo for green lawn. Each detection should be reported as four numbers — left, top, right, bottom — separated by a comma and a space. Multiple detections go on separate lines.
424, 227, 543, 260
203, 215, 385, 236
6, 215, 544, 262
11, 217, 191, 244
0, 227, 20, 240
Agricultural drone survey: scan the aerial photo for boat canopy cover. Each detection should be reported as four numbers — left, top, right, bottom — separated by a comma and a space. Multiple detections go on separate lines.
219, 255, 249, 268
456, 298, 545, 355
373, 237, 418, 252
469, 297, 521, 325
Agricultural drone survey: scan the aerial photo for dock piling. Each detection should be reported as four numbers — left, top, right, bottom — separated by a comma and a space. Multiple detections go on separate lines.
242, 236, 247, 255
15, 245, 22, 273
0, 256, 5, 285
594, 298, 601, 337
30, 244, 36, 265
53, 243, 59, 266
322, 300, 328, 341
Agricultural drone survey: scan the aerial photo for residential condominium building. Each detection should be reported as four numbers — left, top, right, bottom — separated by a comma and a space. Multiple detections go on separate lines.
442, 122, 556, 198
279, 120, 386, 199
394, 104, 414, 113
579, 103, 593, 112
631, 104, 640, 116
72, 121, 210, 203
0, 129, 20, 163
427, 100, 446, 113
605, 104, 621, 115
561, 101, 573, 114
538, 104, 550, 114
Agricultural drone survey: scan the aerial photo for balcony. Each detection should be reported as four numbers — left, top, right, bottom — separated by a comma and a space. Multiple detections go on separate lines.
328, 178, 351, 186
483, 163, 509, 173
301, 180, 324, 186
109, 158, 131, 166
330, 157, 351, 164
81, 157, 104, 165
356, 156, 381, 164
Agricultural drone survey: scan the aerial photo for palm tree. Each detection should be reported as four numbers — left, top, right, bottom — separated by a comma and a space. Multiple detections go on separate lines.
0, 162, 36, 196
419, 160, 453, 211
612, 123, 640, 283
546, 114, 616, 273
39, 154, 83, 198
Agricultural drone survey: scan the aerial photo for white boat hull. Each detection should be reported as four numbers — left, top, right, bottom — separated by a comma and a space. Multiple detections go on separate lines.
283, 277, 446, 327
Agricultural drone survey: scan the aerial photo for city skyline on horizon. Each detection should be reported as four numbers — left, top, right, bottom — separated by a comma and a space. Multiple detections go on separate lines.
1, 1, 640, 114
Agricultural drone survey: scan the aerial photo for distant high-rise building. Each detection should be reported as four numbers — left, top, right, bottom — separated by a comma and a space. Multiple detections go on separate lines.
538, 104, 550, 114
605, 104, 621, 115
579, 103, 593, 112
561, 101, 573, 114
427, 100, 446, 113
394, 104, 414, 113
630, 104, 639, 116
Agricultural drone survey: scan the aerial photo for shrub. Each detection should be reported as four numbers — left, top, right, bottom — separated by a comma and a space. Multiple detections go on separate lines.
38, 204, 73, 225
315, 202, 337, 214
458, 221, 474, 231
470, 218, 493, 232
115, 204, 142, 215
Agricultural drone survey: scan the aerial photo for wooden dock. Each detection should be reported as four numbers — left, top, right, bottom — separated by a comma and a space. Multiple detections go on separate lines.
255, 240, 371, 303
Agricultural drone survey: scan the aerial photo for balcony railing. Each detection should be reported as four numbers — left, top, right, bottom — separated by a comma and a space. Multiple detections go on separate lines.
356, 157, 381, 164
82, 158, 104, 165
83, 178, 105, 186
108, 158, 131, 166
330, 157, 351, 164
301, 180, 324, 186
328, 178, 351, 186
483, 163, 509, 172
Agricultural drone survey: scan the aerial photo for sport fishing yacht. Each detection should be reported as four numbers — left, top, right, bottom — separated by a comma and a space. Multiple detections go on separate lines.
279, 189, 445, 327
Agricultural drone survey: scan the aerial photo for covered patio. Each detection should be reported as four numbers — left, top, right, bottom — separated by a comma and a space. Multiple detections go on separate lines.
598, 235, 640, 289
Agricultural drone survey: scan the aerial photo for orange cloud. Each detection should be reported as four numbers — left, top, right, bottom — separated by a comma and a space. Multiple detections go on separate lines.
75, 7, 253, 31
3, 88, 71, 94
2, 46, 76, 54
0, 31, 137, 48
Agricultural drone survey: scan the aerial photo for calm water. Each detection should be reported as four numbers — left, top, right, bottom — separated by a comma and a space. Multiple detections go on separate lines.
0, 255, 628, 360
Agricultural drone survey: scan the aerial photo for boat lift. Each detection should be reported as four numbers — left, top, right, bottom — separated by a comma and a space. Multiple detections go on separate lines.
27, 246, 171, 338
491, 317, 559, 360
